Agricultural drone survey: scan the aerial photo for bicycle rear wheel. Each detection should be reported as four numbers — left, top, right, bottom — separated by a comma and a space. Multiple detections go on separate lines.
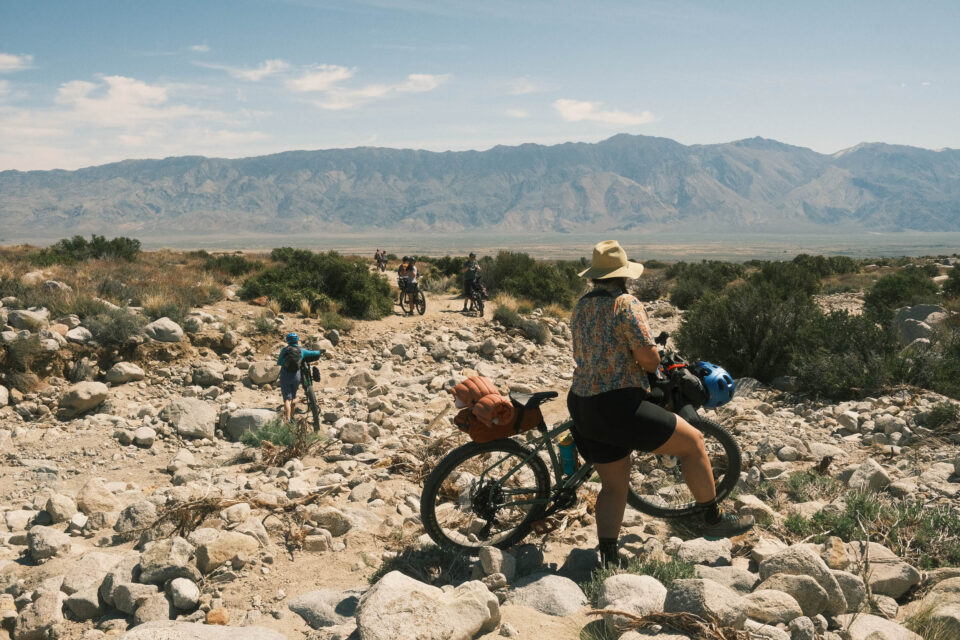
626, 418, 741, 518
416, 291, 426, 315
476, 296, 484, 317
420, 438, 551, 555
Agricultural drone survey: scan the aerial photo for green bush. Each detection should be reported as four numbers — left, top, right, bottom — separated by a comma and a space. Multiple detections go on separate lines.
926, 402, 959, 428
84, 308, 147, 346
791, 253, 859, 277
675, 280, 817, 382
252, 312, 275, 335
239, 418, 297, 447
667, 260, 746, 309
493, 306, 550, 345
630, 273, 668, 302
317, 311, 354, 333
240, 249, 393, 319
430, 255, 467, 278
864, 266, 940, 319
943, 269, 960, 300
31, 235, 141, 265
481, 252, 585, 308
493, 305, 522, 329
790, 311, 898, 399
203, 254, 262, 278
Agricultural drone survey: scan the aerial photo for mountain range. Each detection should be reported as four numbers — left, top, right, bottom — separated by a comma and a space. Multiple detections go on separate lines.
1, 134, 958, 239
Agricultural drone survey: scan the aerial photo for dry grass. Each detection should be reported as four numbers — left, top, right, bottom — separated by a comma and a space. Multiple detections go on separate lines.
586, 610, 751, 640
266, 300, 282, 315
492, 292, 520, 312
542, 302, 571, 319
820, 272, 882, 294
299, 298, 312, 317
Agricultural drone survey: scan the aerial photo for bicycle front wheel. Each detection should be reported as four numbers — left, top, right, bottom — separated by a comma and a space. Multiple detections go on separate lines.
304, 386, 321, 432
476, 297, 484, 317
420, 438, 551, 555
626, 418, 741, 518
399, 291, 409, 314
416, 291, 426, 315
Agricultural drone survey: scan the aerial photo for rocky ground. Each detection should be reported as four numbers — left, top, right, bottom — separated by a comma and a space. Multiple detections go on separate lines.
1, 273, 959, 640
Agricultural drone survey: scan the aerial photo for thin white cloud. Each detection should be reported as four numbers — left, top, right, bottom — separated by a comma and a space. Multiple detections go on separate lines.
197, 58, 290, 81
316, 73, 450, 110
287, 64, 355, 92
921, 81, 931, 87
553, 98, 655, 126
0, 53, 33, 73
54, 75, 215, 126
0, 80, 9, 99
190, 44, 211, 53
506, 77, 550, 95
505, 108, 530, 119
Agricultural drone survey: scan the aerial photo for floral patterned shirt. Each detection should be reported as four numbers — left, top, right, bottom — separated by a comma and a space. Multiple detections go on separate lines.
570, 283, 654, 396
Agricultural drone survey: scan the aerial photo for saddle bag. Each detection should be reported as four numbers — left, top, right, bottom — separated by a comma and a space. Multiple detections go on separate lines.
450, 376, 542, 442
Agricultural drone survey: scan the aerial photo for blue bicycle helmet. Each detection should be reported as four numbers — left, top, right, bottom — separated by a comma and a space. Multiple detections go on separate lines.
285, 332, 299, 345
696, 361, 735, 407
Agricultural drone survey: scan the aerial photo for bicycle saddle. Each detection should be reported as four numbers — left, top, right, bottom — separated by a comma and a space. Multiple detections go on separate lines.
509, 390, 558, 409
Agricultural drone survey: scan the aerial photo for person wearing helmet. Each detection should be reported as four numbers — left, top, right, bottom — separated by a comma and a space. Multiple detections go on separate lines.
567, 240, 753, 568
461, 252, 481, 312
397, 257, 418, 314
277, 332, 325, 422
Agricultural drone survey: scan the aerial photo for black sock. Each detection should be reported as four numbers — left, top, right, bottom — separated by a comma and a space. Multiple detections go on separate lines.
697, 500, 722, 525
598, 537, 618, 565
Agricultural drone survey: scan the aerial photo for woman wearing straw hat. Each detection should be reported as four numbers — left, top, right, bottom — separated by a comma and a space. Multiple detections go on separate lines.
568, 240, 753, 568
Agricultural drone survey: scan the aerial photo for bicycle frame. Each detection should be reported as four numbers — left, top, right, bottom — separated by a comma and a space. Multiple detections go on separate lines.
474, 420, 595, 511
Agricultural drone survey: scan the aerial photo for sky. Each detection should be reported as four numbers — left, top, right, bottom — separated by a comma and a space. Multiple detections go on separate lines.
1, 0, 958, 171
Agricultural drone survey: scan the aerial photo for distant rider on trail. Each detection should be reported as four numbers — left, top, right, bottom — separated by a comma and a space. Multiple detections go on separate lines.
277, 332, 324, 422
462, 252, 481, 312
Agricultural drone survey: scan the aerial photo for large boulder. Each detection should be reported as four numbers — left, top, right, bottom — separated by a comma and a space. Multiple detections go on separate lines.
247, 362, 281, 385
755, 574, 829, 617
114, 500, 158, 536
833, 614, 922, 640
224, 409, 277, 441
759, 545, 847, 616
77, 477, 121, 514
847, 458, 891, 492
59, 381, 109, 416
139, 537, 202, 585
597, 574, 667, 634
288, 589, 362, 629
847, 541, 921, 598
742, 590, 803, 625
13, 591, 64, 640
192, 361, 226, 387
8, 308, 49, 332
105, 362, 146, 384
356, 571, 499, 640
508, 573, 587, 617
195, 531, 260, 574
144, 317, 184, 342
117, 621, 286, 640
27, 525, 72, 561
161, 397, 217, 439
664, 579, 747, 629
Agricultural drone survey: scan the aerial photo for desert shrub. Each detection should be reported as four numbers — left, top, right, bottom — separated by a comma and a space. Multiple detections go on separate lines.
784, 471, 842, 503
239, 418, 297, 447
667, 260, 746, 309
430, 255, 467, 277
493, 305, 522, 329
791, 253, 858, 277
630, 273, 668, 302
84, 308, 147, 346
240, 249, 393, 319
317, 311, 354, 333
943, 269, 960, 299
643, 259, 670, 270
864, 266, 940, 319
675, 279, 817, 382
420, 273, 456, 294
481, 251, 585, 308
790, 311, 898, 399
251, 312, 275, 335
581, 556, 693, 606
492, 305, 549, 344
926, 402, 960, 428
32, 235, 141, 265
203, 254, 262, 279
142, 296, 188, 324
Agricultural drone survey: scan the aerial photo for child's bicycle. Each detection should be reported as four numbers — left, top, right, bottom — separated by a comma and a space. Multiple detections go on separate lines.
419, 335, 742, 554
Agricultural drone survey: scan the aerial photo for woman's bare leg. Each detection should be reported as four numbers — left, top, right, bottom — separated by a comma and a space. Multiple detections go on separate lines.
651, 417, 716, 504
593, 456, 632, 539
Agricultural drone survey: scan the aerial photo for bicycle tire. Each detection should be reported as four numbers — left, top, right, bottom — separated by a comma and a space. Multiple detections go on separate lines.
304, 385, 321, 432
626, 418, 741, 518
399, 291, 409, 314
476, 297, 484, 317
416, 291, 426, 315
420, 438, 551, 555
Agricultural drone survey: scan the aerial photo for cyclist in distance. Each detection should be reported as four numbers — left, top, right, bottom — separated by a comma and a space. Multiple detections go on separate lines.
277, 332, 324, 422
461, 252, 481, 312
403, 257, 419, 314
397, 256, 412, 303
567, 240, 753, 568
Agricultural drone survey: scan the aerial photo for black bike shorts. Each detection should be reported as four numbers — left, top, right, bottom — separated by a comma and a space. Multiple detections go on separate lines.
566, 388, 677, 463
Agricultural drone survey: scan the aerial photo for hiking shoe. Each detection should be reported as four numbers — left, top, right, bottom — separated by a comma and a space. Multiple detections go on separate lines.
700, 509, 754, 539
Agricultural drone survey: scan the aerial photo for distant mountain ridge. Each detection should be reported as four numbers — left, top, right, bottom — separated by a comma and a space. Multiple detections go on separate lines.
1, 134, 958, 238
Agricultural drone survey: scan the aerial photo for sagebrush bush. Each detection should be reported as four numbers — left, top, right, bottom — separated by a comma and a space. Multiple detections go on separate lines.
926, 402, 959, 428
630, 273, 668, 301
943, 269, 960, 300
241, 249, 393, 319
791, 253, 859, 277
202, 253, 262, 279
675, 280, 817, 382
790, 311, 898, 399
251, 312, 275, 335
317, 311, 354, 333
864, 266, 940, 319
85, 308, 147, 346
480, 251, 585, 308
239, 418, 296, 447
31, 235, 141, 265
492, 305, 550, 345
666, 260, 745, 310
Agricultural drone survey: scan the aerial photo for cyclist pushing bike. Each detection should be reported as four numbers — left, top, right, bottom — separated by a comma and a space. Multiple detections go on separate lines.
277, 332, 324, 423
397, 256, 419, 315
569, 240, 752, 568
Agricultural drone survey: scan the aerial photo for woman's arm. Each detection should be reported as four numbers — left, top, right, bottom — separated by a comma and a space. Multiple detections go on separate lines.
632, 344, 661, 373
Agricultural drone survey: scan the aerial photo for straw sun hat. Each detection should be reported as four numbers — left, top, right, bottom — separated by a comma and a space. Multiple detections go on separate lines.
578, 240, 645, 280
